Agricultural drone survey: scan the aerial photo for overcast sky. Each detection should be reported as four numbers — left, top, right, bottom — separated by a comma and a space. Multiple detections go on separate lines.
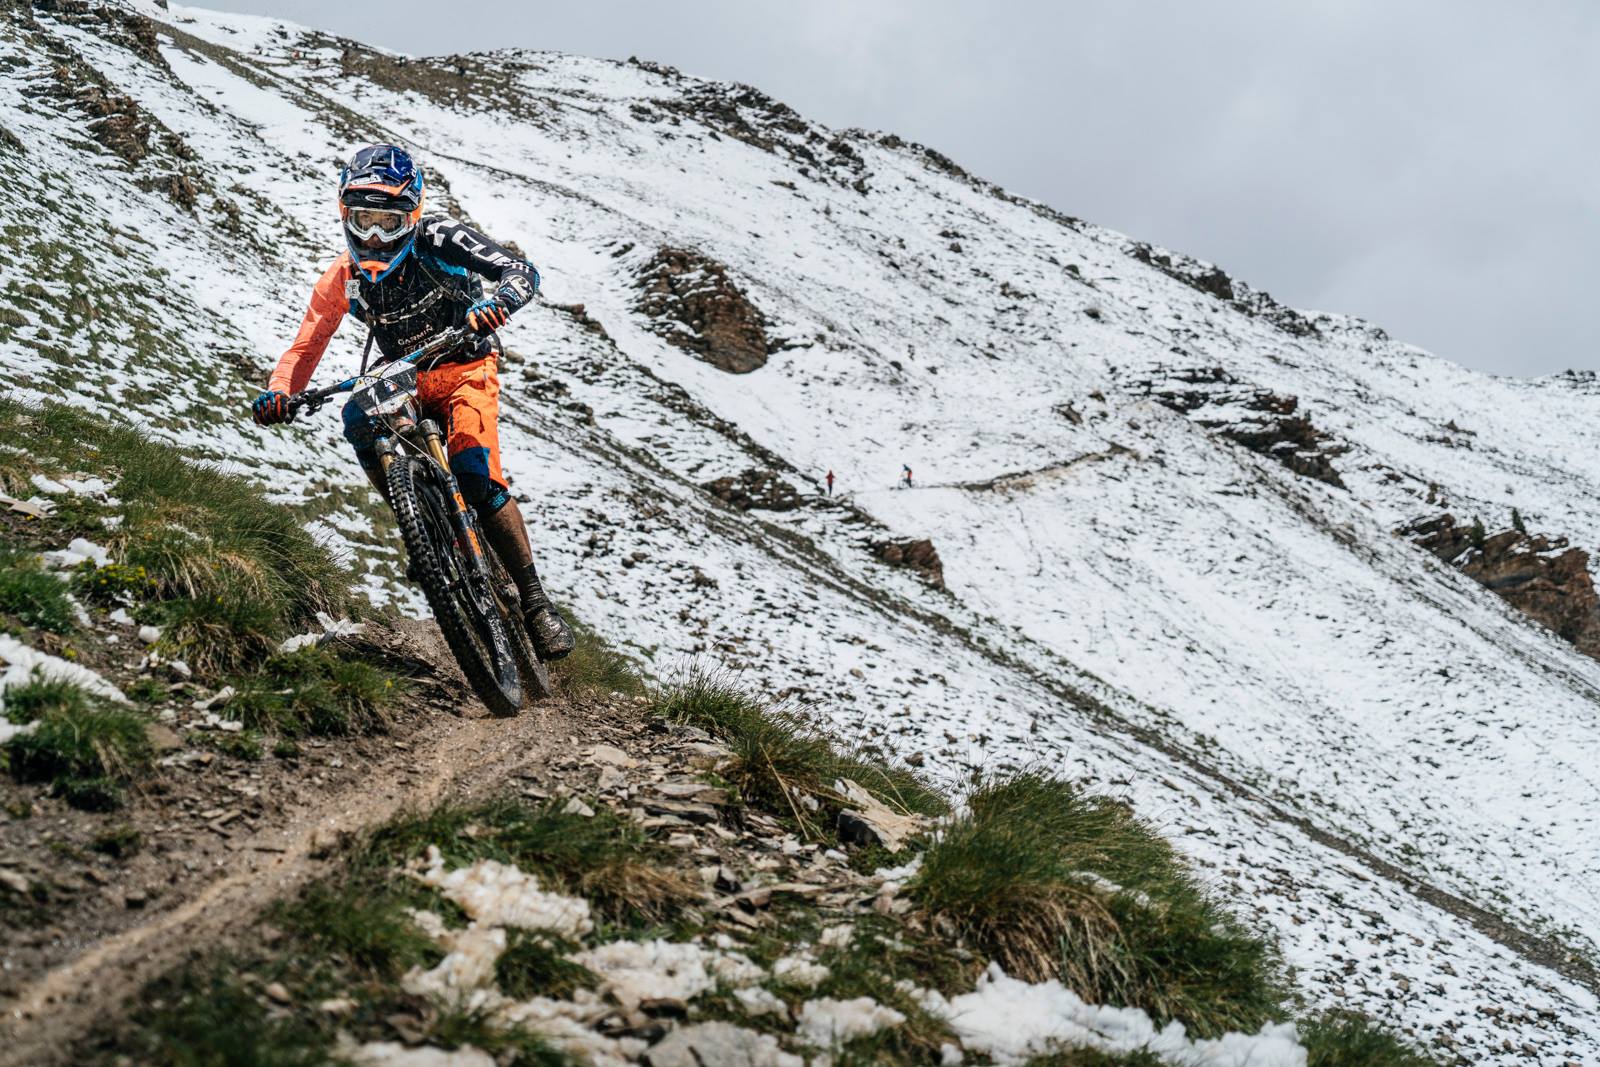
205, 0, 1599, 377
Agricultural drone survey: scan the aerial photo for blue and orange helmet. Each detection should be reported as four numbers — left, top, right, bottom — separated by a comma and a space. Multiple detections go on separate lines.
339, 144, 425, 282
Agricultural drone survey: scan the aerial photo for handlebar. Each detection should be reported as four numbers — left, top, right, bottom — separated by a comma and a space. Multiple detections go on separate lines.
281, 327, 473, 418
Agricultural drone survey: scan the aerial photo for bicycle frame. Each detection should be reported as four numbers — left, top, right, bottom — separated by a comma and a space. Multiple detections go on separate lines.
288, 328, 495, 580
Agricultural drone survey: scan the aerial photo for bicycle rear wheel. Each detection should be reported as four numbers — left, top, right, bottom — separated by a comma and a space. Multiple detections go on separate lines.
388, 454, 522, 717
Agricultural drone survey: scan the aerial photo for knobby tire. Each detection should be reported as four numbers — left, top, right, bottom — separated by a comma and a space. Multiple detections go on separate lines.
388, 454, 523, 717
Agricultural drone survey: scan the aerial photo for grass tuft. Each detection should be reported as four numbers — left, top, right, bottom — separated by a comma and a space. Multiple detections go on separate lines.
0, 548, 75, 633
910, 771, 1283, 1038
652, 665, 946, 838
1301, 1012, 1443, 1066
275, 879, 442, 981
551, 613, 647, 700
88, 962, 331, 1067
363, 796, 698, 928
151, 592, 279, 675
494, 930, 598, 1000
226, 644, 398, 738
0, 397, 357, 678
3, 675, 152, 811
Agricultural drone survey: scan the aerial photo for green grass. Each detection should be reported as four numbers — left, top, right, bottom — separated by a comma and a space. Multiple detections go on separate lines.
123, 675, 167, 703
85, 962, 333, 1067
225, 644, 399, 738
0, 547, 75, 633
494, 930, 598, 1000
149, 592, 280, 675
276, 877, 443, 982
551, 613, 647, 700
89, 795, 687, 1062
909, 771, 1284, 1039
359, 796, 697, 928
0, 397, 355, 677
800, 915, 962, 1062
72, 560, 154, 605
651, 665, 946, 839
1301, 1013, 1442, 1066
209, 729, 264, 761
89, 823, 142, 859
3, 675, 152, 811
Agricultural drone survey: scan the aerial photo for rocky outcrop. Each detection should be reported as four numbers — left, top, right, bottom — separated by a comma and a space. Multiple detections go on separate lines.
645, 81, 868, 190
701, 469, 802, 512
1400, 514, 1600, 659
1127, 242, 1318, 338
870, 538, 944, 589
636, 248, 772, 374
1134, 366, 1347, 488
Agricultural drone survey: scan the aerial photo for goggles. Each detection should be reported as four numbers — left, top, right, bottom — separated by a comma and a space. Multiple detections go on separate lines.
344, 205, 416, 242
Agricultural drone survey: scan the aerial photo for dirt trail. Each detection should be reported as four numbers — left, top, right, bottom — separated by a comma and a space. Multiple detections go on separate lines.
1, 621, 589, 1067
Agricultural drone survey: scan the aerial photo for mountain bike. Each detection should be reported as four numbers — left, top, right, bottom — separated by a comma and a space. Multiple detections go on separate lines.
277, 327, 550, 716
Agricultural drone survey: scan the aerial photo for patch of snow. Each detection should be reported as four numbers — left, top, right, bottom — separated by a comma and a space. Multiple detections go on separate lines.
0, 719, 39, 744
344, 1041, 495, 1067
0, 635, 129, 707
797, 996, 906, 1047
403, 923, 506, 1002
770, 954, 831, 989
498, 996, 648, 1067
818, 924, 854, 948
938, 964, 1306, 1067
734, 986, 789, 1017
43, 538, 111, 569
569, 938, 763, 1012
872, 854, 923, 890
278, 611, 367, 653
414, 848, 593, 938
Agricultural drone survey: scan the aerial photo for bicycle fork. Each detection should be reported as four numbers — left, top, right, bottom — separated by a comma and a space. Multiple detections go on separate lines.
378, 419, 494, 580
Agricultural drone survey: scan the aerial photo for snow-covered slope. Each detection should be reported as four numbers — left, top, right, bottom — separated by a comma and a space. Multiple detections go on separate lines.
3, 2, 1598, 1060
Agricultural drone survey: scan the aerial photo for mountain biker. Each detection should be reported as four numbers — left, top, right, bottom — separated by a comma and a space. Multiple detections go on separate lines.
250, 144, 574, 661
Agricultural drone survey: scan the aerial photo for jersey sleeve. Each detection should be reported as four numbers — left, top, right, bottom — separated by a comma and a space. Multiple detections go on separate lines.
268, 255, 351, 394
422, 217, 541, 312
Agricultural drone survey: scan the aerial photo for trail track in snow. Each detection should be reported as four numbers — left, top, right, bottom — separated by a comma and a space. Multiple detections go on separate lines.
0, 620, 596, 1067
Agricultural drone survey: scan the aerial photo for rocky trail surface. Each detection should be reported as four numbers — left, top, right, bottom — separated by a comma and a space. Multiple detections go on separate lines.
0, 619, 602, 1066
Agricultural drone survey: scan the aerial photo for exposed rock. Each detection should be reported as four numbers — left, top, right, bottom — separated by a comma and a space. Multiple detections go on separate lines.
1400, 514, 1600, 660
651, 83, 867, 188
33, 1, 169, 70
635, 247, 771, 374
1127, 242, 1319, 337
870, 538, 945, 588
833, 778, 928, 852
549, 302, 611, 340
701, 468, 801, 512
1133, 365, 1346, 488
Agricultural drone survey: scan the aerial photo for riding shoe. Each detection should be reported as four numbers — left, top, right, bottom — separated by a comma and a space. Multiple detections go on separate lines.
525, 604, 575, 661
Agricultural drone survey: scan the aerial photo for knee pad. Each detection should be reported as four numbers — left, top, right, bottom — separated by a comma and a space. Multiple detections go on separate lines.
450, 446, 507, 511
341, 399, 381, 472
342, 397, 379, 449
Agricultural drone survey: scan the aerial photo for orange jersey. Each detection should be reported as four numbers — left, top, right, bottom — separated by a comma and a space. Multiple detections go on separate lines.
268, 253, 352, 394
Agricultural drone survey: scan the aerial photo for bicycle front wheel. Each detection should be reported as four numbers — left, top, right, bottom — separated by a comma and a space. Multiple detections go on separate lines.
387, 454, 522, 717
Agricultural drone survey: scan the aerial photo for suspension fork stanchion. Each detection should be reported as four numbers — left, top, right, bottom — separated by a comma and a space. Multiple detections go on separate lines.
375, 436, 398, 473
419, 418, 489, 571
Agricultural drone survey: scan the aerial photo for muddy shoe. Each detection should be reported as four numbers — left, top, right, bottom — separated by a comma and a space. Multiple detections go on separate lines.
526, 605, 575, 661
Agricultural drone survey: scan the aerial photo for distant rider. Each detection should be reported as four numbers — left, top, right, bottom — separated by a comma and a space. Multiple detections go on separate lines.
250, 144, 574, 661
